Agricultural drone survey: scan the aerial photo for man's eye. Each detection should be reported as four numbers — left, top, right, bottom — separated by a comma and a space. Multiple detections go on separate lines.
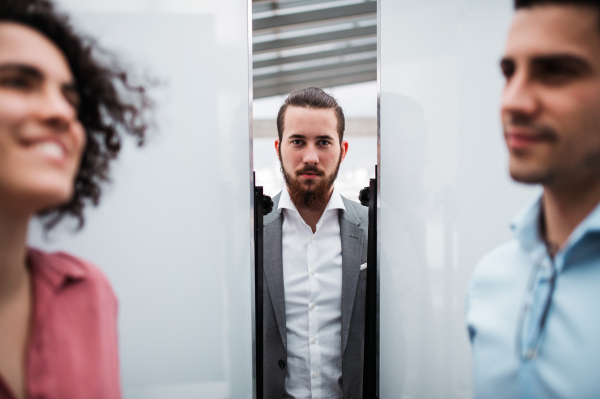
319, 140, 330, 146
500, 60, 515, 80
542, 65, 574, 78
501, 66, 514, 80
291, 140, 302, 145
535, 62, 583, 84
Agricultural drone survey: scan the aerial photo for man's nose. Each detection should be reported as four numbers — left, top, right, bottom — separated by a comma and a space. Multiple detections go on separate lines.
501, 72, 539, 121
303, 144, 319, 165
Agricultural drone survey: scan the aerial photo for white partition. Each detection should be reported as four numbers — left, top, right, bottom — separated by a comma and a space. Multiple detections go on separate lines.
28, 1, 253, 398
379, 1, 539, 397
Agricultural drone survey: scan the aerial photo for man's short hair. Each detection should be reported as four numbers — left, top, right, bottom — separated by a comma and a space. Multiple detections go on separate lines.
276, 87, 345, 143
515, 0, 600, 34
515, 0, 600, 9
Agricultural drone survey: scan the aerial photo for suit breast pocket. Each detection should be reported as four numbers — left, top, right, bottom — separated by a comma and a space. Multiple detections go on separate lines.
359, 268, 368, 281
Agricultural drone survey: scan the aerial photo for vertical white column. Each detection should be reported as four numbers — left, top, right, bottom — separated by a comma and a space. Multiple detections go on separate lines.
379, 1, 538, 397
29, 1, 254, 398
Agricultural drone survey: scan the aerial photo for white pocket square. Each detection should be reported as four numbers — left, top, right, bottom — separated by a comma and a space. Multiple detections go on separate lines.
360, 263, 367, 270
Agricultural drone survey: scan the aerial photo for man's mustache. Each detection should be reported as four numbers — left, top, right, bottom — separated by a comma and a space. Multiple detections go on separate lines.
503, 114, 559, 141
295, 166, 325, 176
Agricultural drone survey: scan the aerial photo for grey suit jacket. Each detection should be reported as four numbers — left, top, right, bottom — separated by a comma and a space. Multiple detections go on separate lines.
263, 192, 368, 399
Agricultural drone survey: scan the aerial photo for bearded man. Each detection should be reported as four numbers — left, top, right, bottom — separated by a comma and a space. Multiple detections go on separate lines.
262, 87, 368, 399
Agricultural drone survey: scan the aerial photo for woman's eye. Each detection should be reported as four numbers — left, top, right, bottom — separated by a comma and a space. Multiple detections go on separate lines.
0, 76, 31, 89
63, 90, 81, 111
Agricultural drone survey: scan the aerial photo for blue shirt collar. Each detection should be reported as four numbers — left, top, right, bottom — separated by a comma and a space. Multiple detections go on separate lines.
511, 195, 544, 252
512, 193, 600, 257
564, 200, 600, 249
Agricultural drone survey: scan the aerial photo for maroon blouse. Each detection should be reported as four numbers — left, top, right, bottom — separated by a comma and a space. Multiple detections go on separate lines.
0, 248, 122, 399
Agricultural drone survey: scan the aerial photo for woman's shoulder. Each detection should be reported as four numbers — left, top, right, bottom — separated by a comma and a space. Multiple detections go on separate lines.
28, 247, 117, 303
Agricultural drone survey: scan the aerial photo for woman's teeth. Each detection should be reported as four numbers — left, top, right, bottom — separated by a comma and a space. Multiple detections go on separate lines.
34, 142, 64, 160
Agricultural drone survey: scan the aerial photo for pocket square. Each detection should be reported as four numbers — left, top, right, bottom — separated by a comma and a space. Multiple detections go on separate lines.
360, 263, 367, 270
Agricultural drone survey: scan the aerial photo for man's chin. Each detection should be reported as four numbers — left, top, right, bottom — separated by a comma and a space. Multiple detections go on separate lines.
298, 175, 322, 182
295, 178, 320, 187
509, 165, 554, 185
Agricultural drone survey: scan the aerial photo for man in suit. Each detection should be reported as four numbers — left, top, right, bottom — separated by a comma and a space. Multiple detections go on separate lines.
263, 87, 368, 399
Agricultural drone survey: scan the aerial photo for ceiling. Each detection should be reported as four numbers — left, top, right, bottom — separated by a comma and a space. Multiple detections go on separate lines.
252, 0, 377, 99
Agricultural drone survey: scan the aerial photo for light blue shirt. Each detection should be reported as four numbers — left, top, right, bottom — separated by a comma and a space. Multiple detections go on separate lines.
466, 195, 600, 398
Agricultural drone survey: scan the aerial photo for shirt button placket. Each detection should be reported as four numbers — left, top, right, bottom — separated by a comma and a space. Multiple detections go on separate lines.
307, 231, 320, 395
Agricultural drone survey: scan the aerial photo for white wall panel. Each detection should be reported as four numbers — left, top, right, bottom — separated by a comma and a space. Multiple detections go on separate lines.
29, 1, 253, 398
379, 1, 539, 397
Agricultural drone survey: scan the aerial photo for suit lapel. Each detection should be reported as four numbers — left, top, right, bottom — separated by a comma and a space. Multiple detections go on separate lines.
263, 193, 287, 348
339, 199, 364, 353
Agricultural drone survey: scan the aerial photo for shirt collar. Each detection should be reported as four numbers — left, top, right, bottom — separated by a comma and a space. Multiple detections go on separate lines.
511, 194, 544, 252
27, 248, 88, 292
278, 185, 346, 214
564, 199, 600, 248
511, 193, 600, 254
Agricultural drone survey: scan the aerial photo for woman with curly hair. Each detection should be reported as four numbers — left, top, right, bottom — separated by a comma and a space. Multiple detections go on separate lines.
0, 1, 152, 398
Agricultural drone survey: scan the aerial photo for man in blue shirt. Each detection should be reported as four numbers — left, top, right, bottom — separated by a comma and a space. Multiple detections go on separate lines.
466, 0, 600, 397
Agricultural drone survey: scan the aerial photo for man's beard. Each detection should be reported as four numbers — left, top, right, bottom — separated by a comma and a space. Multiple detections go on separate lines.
504, 114, 560, 185
280, 153, 342, 212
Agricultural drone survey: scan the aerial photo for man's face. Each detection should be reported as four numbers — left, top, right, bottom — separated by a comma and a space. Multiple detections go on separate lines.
501, 5, 600, 187
275, 106, 348, 211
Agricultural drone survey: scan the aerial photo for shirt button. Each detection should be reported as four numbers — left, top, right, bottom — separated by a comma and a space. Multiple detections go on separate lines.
526, 349, 537, 359
310, 270, 315, 276
312, 373, 318, 378
310, 303, 316, 310
310, 237, 314, 243
311, 338, 317, 344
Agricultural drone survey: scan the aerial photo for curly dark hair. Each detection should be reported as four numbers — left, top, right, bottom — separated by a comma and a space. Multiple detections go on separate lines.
0, 0, 153, 230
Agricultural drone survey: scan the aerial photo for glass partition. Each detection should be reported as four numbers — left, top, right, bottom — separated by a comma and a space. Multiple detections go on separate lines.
379, 0, 539, 397
28, 1, 254, 398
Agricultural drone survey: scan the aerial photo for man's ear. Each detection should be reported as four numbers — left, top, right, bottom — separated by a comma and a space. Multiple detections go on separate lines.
275, 139, 281, 161
340, 140, 349, 163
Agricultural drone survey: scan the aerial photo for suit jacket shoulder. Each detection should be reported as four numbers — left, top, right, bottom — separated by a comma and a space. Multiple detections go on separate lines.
264, 192, 282, 227
340, 195, 368, 227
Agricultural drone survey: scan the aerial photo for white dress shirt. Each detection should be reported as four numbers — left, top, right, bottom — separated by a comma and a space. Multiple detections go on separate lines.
279, 186, 345, 399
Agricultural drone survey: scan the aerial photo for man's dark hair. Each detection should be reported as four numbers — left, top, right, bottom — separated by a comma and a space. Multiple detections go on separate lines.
0, 0, 153, 230
276, 87, 345, 143
515, 0, 600, 8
